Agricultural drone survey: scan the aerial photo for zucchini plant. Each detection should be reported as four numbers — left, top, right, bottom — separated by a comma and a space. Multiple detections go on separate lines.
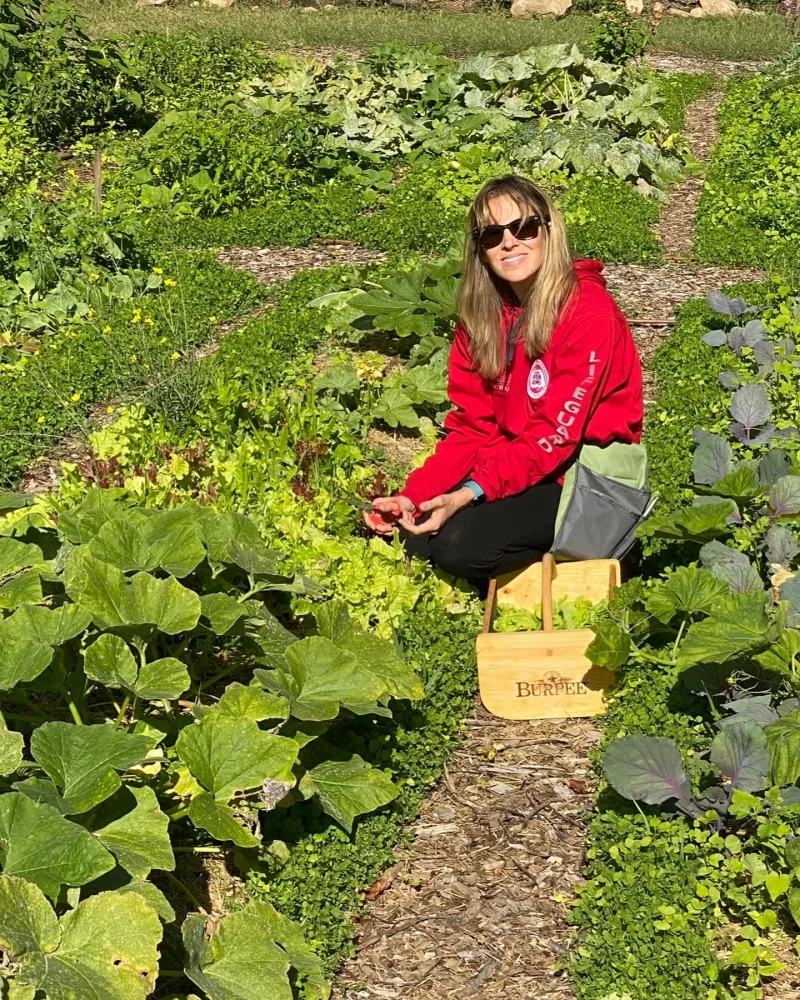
0, 487, 424, 999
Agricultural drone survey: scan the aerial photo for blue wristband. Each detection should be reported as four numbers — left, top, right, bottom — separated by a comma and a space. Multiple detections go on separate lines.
463, 479, 485, 502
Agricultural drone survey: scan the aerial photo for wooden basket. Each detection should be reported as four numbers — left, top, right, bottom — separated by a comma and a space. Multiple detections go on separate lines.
476, 553, 619, 720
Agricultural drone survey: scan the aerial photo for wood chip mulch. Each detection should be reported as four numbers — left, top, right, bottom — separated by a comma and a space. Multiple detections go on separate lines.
657, 85, 725, 261
335, 713, 600, 1000
217, 242, 384, 286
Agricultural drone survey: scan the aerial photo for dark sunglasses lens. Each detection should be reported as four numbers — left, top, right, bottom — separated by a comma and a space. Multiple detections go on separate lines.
515, 216, 541, 241
478, 226, 504, 250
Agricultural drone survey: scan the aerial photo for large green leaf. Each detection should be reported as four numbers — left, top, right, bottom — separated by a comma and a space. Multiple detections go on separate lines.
638, 501, 734, 544
84, 634, 138, 690
31, 723, 152, 815
134, 657, 190, 700
677, 593, 777, 670
193, 511, 286, 580
12, 883, 163, 1000
176, 713, 298, 802
94, 786, 175, 879
0, 537, 49, 610
698, 464, 762, 504
305, 754, 398, 832
585, 620, 631, 668
0, 491, 34, 515
252, 613, 298, 671
765, 712, 800, 786
199, 593, 259, 635
187, 792, 261, 848
183, 907, 291, 1000
645, 565, 730, 624
755, 629, 800, 677
0, 873, 59, 956
84, 636, 189, 700
257, 636, 388, 721
315, 600, 423, 700
0, 720, 23, 776
57, 490, 131, 545
373, 388, 420, 429
116, 879, 176, 924
0, 603, 93, 692
216, 683, 289, 723
603, 735, 691, 805
66, 551, 201, 634
0, 793, 114, 898
19, 604, 93, 645
183, 900, 328, 1000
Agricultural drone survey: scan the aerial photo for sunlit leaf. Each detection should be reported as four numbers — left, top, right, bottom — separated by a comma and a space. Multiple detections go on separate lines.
603, 735, 690, 805
305, 753, 398, 833
30, 723, 152, 815
0, 794, 114, 898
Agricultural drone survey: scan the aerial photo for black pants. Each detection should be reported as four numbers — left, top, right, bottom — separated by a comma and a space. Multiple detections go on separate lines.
400, 481, 562, 580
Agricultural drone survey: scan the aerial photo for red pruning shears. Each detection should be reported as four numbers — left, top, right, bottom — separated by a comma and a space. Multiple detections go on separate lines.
346, 496, 422, 527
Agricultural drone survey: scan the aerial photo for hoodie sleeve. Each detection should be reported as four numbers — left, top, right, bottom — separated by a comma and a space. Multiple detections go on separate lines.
402, 324, 499, 507
471, 312, 620, 502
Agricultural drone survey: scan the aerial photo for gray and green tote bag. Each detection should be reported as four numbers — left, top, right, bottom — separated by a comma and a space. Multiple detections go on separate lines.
550, 442, 657, 561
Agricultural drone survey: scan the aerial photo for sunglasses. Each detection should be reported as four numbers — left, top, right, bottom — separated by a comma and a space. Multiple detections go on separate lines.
473, 214, 547, 251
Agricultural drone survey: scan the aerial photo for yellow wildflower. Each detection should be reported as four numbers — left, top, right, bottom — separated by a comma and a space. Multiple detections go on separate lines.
102, 325, 112, 334
131, 308, 142, 324
171, 351, 181, 360
153, 267, 163, 275
159, 337, 168, 344
145, 317, 153, 326
87, 308, 95, 318
164, 278, 177, 288
37, 415, 45, 424
153, 166, 161, 176
71, 392, 81, 402
209, 315, 217, 323
106, 406, 115, 415
130, 354, 137, 362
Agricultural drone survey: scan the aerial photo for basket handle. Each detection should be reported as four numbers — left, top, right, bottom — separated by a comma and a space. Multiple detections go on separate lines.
608, 562, 618, 602
541, 552, 555, 632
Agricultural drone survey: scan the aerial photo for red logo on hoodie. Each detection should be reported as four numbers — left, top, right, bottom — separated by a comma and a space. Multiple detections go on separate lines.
527, 359, 549, 400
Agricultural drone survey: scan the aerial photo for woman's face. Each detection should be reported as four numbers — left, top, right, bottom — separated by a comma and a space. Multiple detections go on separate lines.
481, 194, 546, 298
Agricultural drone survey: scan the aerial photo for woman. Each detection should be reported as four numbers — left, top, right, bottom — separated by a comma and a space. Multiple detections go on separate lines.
364, 175, 643, 580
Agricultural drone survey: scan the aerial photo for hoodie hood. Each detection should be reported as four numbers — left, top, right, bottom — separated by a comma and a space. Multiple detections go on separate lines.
572, 257, 606, 289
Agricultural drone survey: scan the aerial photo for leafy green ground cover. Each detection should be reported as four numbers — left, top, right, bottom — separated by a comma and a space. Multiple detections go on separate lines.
696, 50, 800, 282
570, 281, 800, 999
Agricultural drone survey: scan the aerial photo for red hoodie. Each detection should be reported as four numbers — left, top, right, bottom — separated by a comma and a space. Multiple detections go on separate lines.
402, 259, 643, 506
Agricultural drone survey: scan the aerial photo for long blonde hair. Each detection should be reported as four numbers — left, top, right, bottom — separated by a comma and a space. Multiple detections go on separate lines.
458, 176, 577, 381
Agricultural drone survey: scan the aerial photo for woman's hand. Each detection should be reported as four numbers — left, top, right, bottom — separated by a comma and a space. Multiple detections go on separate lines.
401, 487, 474, 536
362, 495, 417, 535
